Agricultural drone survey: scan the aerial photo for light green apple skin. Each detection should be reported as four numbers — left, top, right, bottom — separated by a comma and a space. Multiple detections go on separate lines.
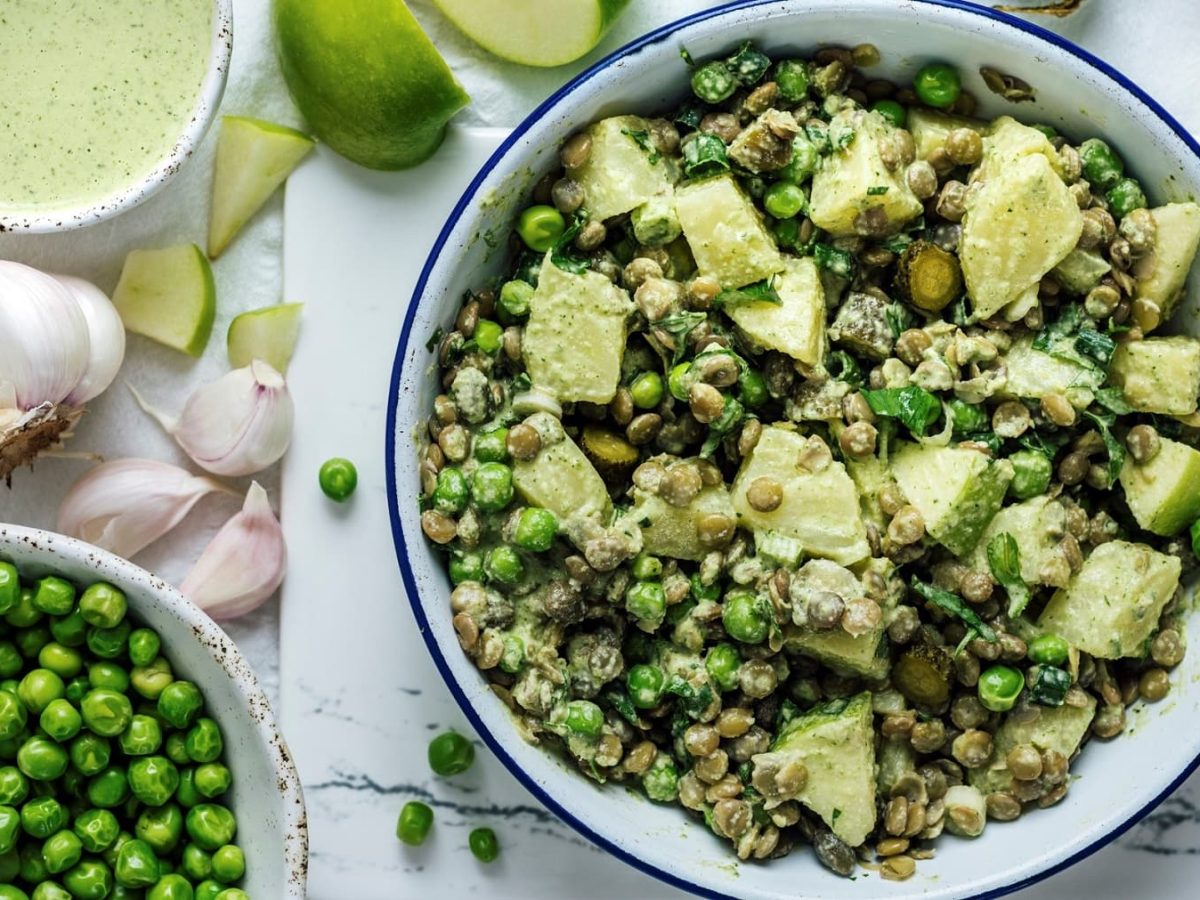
274, 0, 470, 170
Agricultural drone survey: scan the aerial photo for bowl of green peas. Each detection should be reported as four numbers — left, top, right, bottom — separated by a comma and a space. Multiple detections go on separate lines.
0, 524, 307, 899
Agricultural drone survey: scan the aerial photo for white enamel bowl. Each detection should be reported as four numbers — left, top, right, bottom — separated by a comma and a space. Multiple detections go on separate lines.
386, 2, 1200, 897
0, 0, 232, 233
0, 525, 308, 896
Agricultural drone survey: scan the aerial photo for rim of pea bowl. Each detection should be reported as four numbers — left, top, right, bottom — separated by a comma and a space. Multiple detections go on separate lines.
386, 2, 1200, 898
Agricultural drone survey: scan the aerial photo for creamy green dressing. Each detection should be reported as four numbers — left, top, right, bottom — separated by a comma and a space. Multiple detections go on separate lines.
0, 0, 212, 212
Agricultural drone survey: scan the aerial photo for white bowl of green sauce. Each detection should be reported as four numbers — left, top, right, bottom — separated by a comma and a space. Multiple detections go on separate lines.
0, 0, 233, 233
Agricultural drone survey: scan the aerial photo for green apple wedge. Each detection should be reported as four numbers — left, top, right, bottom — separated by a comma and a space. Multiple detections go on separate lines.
209, 116, 315, 259
432, 0, 631, 67
228, 303, 304, 373
112, 245, 215, 357
274, 0, 470, 170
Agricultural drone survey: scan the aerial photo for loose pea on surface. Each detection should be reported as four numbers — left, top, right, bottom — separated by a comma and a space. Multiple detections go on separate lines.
468, 827, 500, 863
318, 457, 359, 502
396, 801, 434, 846
428, 731, 475, 777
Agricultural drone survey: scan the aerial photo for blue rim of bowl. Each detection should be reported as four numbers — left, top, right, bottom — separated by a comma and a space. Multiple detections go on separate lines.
387, 2, 1200, 897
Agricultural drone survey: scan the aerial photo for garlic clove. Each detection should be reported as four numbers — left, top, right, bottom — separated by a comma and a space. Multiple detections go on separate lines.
162, 360, 293, 477
180, 481, 287, 619
57, 275, 126, 406
57, 458, 233, 558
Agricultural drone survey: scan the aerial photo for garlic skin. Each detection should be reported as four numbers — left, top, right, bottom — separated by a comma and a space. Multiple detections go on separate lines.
180, 482, 287, 619
58, 275, 127, 405
137, 360, 294, 477
57, 459, 231, 559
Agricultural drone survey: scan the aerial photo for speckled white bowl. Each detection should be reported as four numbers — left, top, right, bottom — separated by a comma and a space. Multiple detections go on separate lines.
0, 524, 307, 896
387, 2, 1200, 898
0, 0, 232, 233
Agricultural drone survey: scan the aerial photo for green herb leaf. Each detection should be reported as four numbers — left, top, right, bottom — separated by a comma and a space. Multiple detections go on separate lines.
675, 103, 704, 131
656, 311, 708, 365
987, 532, 1032, 619
604, 689, 640, 725
1081, 408, 1125, 487
424, 327, 444, 353
548, 213, 590, 275
866, 185, 889, 196
813, 243, 855, 278
1074, 328, 1116, 367
622, 128, 661, 165
1032, 303, 1114, 372
726, 42, 771, 85
882, 234, 914, 254
911, 579, 998, 643
863, 386, 942, 438
1094, 386, 1133, 415
682, 133, 731, 179
1028, 665, 1071, 707
700, 395, 745, 458
666, 675, 716, 719
714, 278, 782, 310
1017, 427, 1072, 459
961, 431, 1002, 454
680, 46, 695, 67
885, 302, 918, 340
827, 350, 865, 389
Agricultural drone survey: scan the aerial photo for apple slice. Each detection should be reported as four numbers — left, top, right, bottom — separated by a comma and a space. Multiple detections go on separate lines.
227, 303, 304, 373
432, 0, 631, 68
112, 245, 215, 357
208, 116, 315, 258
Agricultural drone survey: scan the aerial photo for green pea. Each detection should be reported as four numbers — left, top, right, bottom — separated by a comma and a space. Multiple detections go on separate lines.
496, 280, 533, 324
471, 462, 514, 512
63, 858, 115, 899
158, 681, 203, 730
0, 767, 27, 806
978, 664, 1025, 712
39, 699, 82, 743
1008, 450, 1053, 500
81, 689, 133, 737
1079, 137, 1124, 189
21, 795, 66, 838
773, 59, 809, 102
70, 734, 111, 776
128, 629, 162, 669
563, 700, 603, 738
642, 755, 680, 802
175, 770, 201, 810
513, 507, 558, 552
33, 578, 76, 617
163, 733, 189, 766
738, 369, 769, 408
1028, 633, 1070, 666
74, 808, 120, 853
0, 564, 19, 616
691, 60, 737, 104
42, 829, 83, 874
667, 362, 692, 401
1107, 177, 1147, 218
89, 661, 131, 693
0, 643, 22, 679
36, 643, 82, 680
48, 611, 87, 649
763, 181, 805, 220
625, 582, 666, 628
20, 841, 49, 884
0, 690, 26, 741
128, 756, 180, 807
5, 587, 42, 628
181, 843, 213, 880
18, 736, 69, 781
499, 634, 524, 675
212, 891, 249, 900
148, 874, 194, 900
318, 457, 358, 502
88, 766, 131, 809
722, 590, 770, 644
64, 676, 90, 706
427, 730, 475, 777
131, 657, 175, 701
194, 881, 223, 900
0, 804, 18, 853
194, 764, 232, 800
472, 428, 509, 463
136, 804, 185, 856
0, 888, 26, 900
515, 205, 565, 252
448, 552, 485, 586
210, 844, 244, 883
396, 800, 434, 846
1191, 518, 1200, 563
870, 99, 907, 128
185, 804, 237, 851
32, 885, 71, 900
705, 643, 742, 692
115, 838, 160, 888
120, 716, 164, 757
102, 830, 134, 869
483, 546, 524, 585
18, 668, 66, 714
631, 554, 662, 581
468, 826, 499, 863
185, 719, 224, 765
79, 583, 127, 630
629, 372, 664, 409
473, 318, 504, 355
626, 664, 666, 709
15, 623, 51, 660
87, 620, 132, 660
913, 62, 961, 109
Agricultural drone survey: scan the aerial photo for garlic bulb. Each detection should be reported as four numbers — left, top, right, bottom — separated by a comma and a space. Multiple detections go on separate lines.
58, 458, 232, 558
134, 360, 294, 477
180, 482, 287, 619
0, 260, 126, 479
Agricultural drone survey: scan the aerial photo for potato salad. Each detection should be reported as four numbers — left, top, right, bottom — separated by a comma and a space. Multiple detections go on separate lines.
418, 41, 1200, 878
